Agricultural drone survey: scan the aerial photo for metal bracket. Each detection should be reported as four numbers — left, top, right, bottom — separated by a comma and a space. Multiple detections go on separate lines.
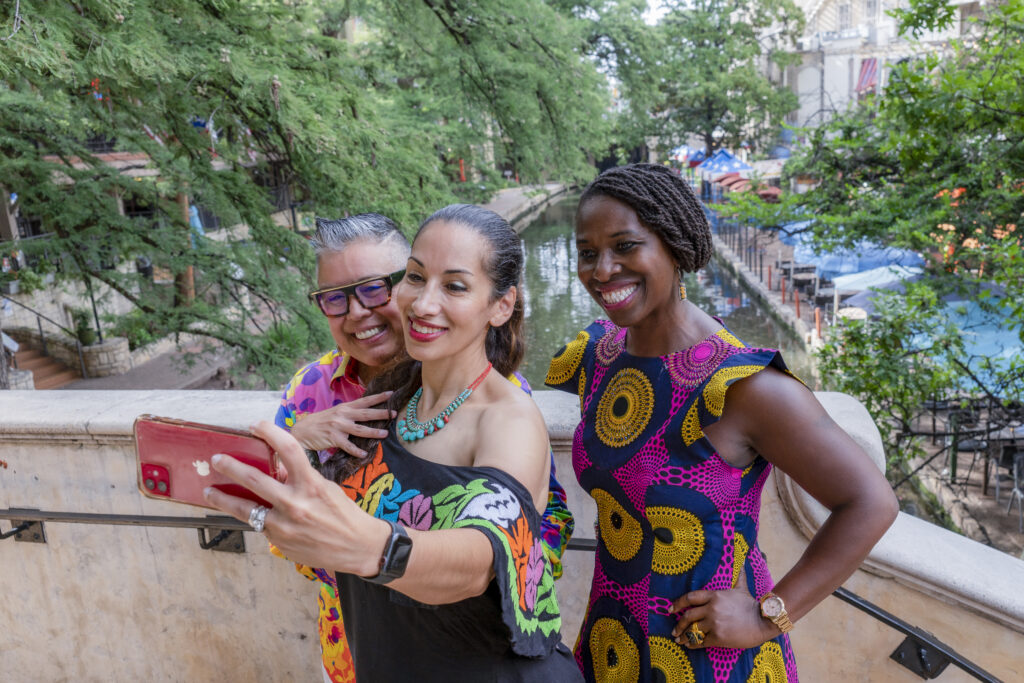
891, 634, 953, 679
0, 520, 46, 543
197, 527, 245, 553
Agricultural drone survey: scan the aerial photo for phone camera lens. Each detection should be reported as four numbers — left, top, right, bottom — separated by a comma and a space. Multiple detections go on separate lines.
144, 478, 155, 490
157, 481, 168, 493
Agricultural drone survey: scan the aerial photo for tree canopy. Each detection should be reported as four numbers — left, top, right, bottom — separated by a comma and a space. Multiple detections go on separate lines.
576, 0, 803, 155
0, 0, 612, 385
736, 0, 1024, 467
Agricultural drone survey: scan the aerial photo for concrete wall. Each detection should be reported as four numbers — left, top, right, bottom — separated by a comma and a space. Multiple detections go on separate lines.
2, 390, 1023, 681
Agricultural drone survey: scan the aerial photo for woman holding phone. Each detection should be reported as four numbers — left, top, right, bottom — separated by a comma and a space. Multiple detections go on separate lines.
205, 205, 581, 681
271, 213, 572, 681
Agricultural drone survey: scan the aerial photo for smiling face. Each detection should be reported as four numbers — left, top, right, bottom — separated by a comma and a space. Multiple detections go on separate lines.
395, 220, 514, 365
575, 195, 681, 330
316, 239, 406, 371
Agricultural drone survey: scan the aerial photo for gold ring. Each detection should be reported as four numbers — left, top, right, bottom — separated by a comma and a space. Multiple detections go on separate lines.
685, 622, 706, 646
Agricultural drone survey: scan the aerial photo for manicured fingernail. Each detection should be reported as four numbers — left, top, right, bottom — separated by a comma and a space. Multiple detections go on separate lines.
390, 410, 398, 417
358, 449, 368, 457
378, 430, 389, 437
203, 487, 212, 499
211, 453, 223, 465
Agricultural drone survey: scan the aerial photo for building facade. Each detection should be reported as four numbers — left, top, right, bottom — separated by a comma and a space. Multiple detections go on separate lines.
788, 0, 987, 126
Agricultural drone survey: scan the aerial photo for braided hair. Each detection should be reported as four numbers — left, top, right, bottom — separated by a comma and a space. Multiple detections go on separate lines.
577, 163, 712, 273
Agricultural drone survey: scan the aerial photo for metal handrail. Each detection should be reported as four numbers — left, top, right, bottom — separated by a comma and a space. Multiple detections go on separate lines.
0, 296, 87, 378
832, 587, 1000, 682
0, 294, 75, 337
0, 511, 1003, 681
0, 508, 247, 530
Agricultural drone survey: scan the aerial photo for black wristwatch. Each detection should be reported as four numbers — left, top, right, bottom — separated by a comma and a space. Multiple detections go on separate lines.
362, 519, 413, 585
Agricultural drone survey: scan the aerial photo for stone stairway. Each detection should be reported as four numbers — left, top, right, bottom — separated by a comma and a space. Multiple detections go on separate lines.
13, 348, 81, 389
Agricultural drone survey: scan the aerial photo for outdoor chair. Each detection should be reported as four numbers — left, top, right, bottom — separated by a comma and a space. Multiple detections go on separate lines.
987, 444, 1021, 504
1005, 452, 1024, 534
951, 436, 988, 493
922, 396, 951, 444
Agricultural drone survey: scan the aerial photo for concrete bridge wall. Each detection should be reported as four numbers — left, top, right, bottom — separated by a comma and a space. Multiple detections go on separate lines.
1, 390, 1022, 681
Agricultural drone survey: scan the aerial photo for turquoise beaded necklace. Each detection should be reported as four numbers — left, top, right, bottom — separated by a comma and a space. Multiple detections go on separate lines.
397, 362, 493, 442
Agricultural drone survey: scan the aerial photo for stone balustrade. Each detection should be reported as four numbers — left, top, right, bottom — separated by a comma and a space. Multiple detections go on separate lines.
1, 389, 1022, 681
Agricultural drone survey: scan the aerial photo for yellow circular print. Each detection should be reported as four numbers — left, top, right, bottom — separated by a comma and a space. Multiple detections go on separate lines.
647, 507, 705, 575
546, 329, 589, 385
746, 641, 788, 683
590, 617, 640, 683
593, 488, 643, 562
732, 532, 750, 588
595, 368, 655, 448
649, 636, 695, 683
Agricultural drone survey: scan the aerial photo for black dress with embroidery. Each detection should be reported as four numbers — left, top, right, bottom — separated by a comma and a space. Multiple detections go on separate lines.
333, 429, 582, 682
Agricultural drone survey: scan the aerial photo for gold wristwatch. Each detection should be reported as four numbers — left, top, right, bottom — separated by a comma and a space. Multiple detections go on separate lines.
759, 592, 794, 634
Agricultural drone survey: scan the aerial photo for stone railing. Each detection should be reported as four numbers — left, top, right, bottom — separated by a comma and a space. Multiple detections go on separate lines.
1, 390, 1022, 681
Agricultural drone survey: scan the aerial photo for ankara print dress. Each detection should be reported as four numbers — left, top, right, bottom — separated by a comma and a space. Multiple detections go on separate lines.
546, 320, 799, 683
331, 428, 581, 682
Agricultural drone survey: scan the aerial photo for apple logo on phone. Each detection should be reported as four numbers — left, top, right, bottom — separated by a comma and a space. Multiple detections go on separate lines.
192, 460, 211, 477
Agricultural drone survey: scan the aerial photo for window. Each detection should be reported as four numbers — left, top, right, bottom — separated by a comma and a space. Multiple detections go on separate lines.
865, 0, 878, 20
83, 134, 117, 153
838, 3, 852, 31
252, 161, 292, 212
191, 202, 222, 232
16, 214, 44, 239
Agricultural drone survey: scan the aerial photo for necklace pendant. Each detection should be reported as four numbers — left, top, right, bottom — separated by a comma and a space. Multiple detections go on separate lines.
398, 363, 492, 442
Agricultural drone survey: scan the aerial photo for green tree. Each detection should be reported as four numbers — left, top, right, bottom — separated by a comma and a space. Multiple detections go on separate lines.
0, 0, 610, 386
622, 0, 803, 154
738, 0, 1024, 467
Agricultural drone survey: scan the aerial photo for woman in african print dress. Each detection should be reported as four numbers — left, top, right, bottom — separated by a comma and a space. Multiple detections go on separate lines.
546, 164, 898, 682
206, 204, 580, 681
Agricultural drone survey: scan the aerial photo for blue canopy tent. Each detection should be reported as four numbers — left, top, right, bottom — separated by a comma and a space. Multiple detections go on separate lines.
914, 299, 1022, 395
832, 265, 923, 292
671, 145, 702, 161
840, 279, 1019, 396
698, 149, 752, 176
777, 219, 814, 246
793, 239, 925, 281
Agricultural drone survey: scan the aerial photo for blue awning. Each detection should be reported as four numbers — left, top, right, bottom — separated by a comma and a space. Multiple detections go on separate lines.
793, 240, 925, 281
698, 149, 752, 174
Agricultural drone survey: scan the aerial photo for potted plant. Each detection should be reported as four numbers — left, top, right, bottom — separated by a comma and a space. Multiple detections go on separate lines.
0, 272, 18, 295
73, 309, 97, 346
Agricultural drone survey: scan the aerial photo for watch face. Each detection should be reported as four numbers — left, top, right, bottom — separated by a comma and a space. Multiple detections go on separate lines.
762, 596, 784, 618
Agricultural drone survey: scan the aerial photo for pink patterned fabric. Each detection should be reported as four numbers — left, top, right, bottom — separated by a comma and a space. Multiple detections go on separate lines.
547, 320, 799, 682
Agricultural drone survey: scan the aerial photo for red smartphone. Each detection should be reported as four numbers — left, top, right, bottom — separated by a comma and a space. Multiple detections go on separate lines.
134, 415, 281, 510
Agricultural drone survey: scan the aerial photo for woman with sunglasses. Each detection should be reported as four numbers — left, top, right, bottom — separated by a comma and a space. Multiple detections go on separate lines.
205, 208, 579, 681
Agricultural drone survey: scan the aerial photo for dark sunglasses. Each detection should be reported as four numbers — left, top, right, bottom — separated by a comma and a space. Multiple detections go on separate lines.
309, 269, 406, 317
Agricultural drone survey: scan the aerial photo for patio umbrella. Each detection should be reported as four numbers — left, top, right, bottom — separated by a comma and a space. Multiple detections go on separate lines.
793, 240, 925, 280
831, 265, 924, 292
776, 219, 813, 246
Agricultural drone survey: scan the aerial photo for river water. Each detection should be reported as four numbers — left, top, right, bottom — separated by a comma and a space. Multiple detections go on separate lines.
518, 196, 815, 388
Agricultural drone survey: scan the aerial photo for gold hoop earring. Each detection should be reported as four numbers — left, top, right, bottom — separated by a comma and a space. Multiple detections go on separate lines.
678, 268, 687, 301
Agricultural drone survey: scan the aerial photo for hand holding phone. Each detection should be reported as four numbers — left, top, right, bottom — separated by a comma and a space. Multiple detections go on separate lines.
134, 415, 281, 510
